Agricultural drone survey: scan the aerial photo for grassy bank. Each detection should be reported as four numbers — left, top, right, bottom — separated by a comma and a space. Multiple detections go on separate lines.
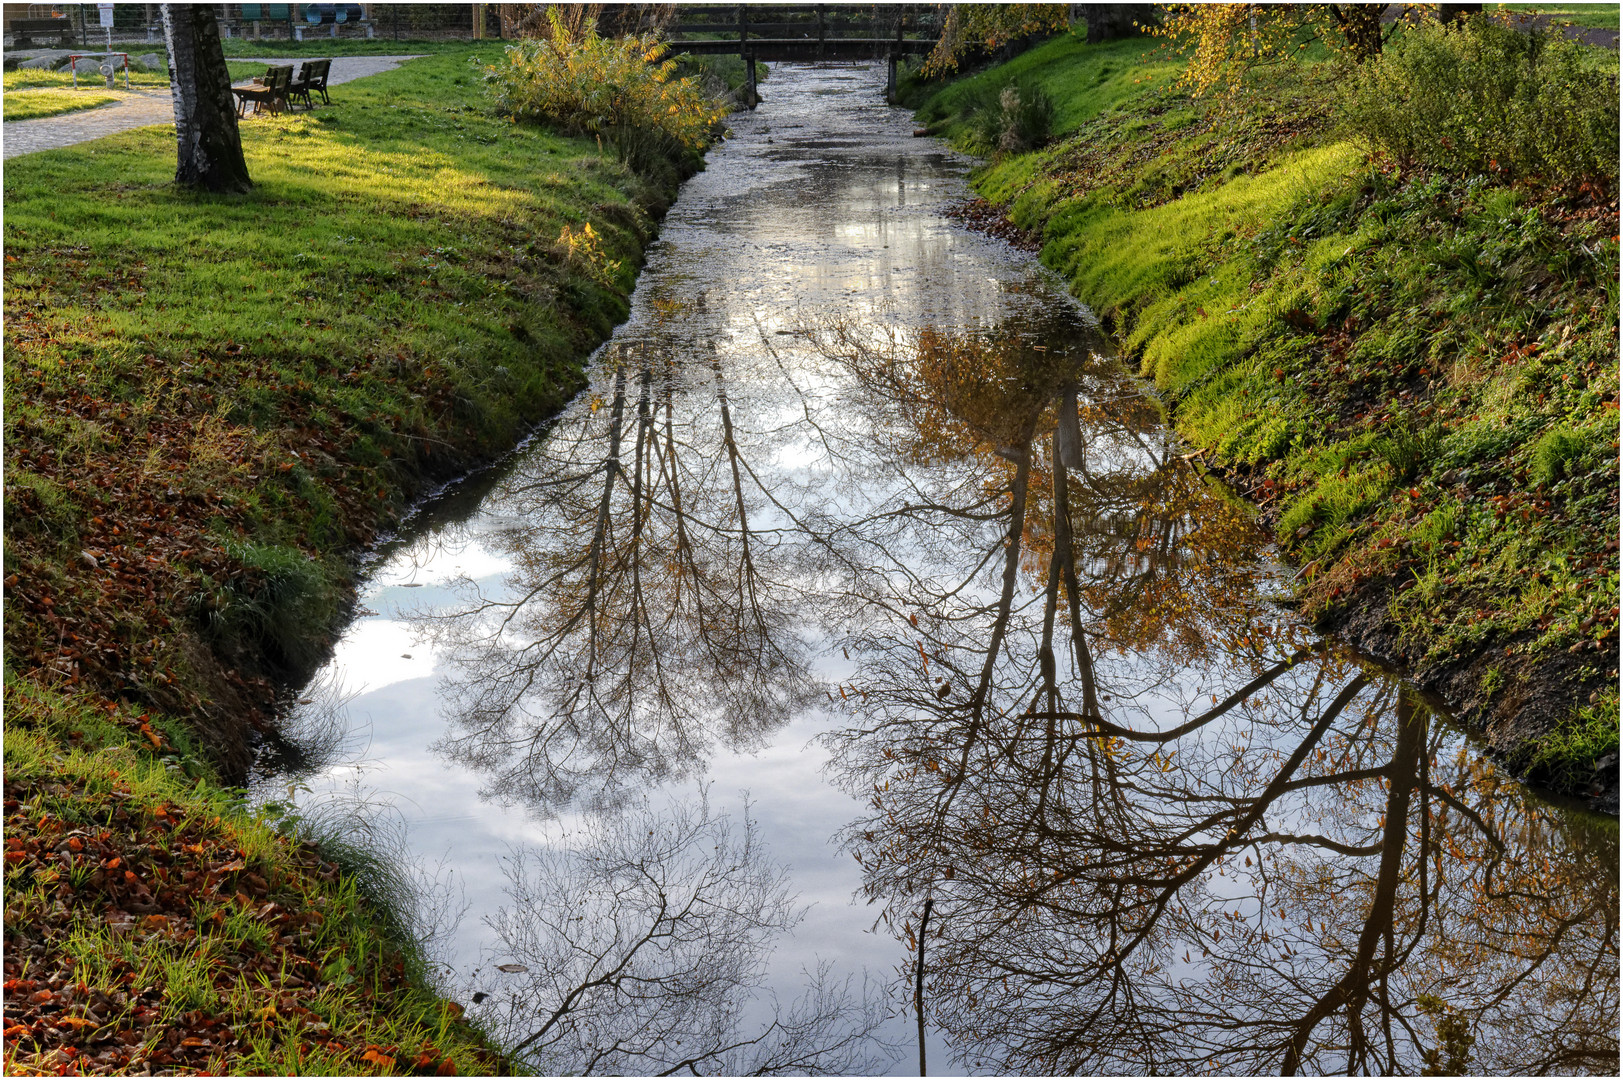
4, 44, 710, 1072
3, 679, 507, 1076
911, 26, 1619, 804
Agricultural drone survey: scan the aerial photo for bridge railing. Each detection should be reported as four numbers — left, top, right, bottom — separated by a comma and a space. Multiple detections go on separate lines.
664, 4, 940, 44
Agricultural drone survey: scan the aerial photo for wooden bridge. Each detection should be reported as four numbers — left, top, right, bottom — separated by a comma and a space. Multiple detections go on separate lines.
664, 4, 941, 105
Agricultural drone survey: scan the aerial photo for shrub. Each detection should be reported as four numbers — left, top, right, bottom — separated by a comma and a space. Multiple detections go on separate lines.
1338, 17, 1619, 192
483, 9, 725, 176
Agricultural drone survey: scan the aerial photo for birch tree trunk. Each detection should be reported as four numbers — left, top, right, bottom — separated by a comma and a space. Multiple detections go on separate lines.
160, 4, 252, 193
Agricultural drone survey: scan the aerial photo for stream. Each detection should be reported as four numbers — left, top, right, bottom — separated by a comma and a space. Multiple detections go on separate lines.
257, 62, 1619, 1076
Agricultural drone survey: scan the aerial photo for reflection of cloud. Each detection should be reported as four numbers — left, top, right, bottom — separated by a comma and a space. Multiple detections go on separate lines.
324, 619, 439, 693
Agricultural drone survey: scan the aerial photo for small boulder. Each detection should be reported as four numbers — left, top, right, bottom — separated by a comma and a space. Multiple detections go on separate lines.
18, 55, 59, 69
72, 58, 102, 75
135, 52, 168, 74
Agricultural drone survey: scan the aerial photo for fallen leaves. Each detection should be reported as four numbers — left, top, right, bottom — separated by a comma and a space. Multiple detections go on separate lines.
1, 759, 495, 1077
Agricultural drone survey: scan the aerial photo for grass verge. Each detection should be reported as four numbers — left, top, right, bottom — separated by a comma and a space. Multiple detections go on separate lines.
913, 27, 1619, 805
4, 69, 172, 92
5, 46, 677, 773
3, 678, 505, 1076
1493, 3, 1622, 31
3, 90, 121, 122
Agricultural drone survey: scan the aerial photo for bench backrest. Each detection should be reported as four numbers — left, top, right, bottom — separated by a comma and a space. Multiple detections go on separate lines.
308, 58, 332, 86
266, 64, 294, 91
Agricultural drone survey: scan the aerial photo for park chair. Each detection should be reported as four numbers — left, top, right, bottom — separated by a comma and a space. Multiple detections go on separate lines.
232, 64, 295, 117
289, 58, 333, 108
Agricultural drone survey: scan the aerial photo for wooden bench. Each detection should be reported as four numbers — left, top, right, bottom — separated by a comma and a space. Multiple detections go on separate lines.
9, 17, 74, 48
232, 65, 295, 116
289, 58, 333, 109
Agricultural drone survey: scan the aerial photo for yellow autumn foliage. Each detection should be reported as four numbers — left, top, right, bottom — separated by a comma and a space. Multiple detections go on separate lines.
484, 6, 725, 173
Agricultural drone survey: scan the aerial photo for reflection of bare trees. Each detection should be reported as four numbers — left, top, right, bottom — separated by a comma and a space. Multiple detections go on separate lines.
840, 638, 1618, 1073
471, 795, 897, 1076
417, 341, 813, 812
810, 323, 1618, 1075
415, 304, 1616, 1074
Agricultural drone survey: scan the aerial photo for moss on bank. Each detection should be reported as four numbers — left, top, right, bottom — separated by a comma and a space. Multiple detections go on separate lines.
4, 46, 715, 1072
914, 29, 1619, 805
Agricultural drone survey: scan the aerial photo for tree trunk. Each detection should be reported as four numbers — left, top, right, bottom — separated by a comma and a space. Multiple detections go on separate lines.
161, 4, 252, 193
1437, 3, 1482, 24
1076, 4, 1153, 45
1332, 4, 1385, 61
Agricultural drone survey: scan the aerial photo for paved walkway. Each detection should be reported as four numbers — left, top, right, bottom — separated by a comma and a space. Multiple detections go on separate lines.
1, 54, 423, 159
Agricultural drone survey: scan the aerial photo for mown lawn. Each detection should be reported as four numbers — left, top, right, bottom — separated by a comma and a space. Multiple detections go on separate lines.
4, 68, 172, 92
3, 89, 121, 121
1494, 3, 1622, 31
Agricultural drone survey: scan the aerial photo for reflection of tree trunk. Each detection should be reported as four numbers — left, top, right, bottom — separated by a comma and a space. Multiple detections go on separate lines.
580, 369, 630, 680
1051, 437, 1100, 723
971, 434, 1034, 720
1037, 428, 1102, 823
1282, 689, 1424, 1075
712, 359, 768, 649
1054, 388, 1084, 470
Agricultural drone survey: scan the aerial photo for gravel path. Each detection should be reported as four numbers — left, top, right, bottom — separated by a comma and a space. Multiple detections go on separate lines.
1, 54, 424, 160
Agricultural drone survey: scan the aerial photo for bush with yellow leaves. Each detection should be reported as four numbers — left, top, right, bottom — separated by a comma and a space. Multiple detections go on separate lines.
484, 7, 726, 176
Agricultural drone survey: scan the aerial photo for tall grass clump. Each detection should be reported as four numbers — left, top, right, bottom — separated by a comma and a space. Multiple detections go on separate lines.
964, 79, 1055, 156
1339, 16, 1619, 192
483, 7, 725, 177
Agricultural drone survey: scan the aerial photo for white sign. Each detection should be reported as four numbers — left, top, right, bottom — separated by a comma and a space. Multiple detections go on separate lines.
98, 3, 115, 28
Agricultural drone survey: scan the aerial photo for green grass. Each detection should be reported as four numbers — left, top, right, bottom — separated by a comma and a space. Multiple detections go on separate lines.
218, 37, 474, 57
3, 39, 701, 789
4, 66, 171, 91
2, 678, 508, 1076
908, 34, 1182, 139
916, 28, 1620, 796
1493, 3, 1622, 30
2, 88, 120, 121
1516, 689, 1622, 791
226, 59, 280, 82
4, 46, 669, 707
